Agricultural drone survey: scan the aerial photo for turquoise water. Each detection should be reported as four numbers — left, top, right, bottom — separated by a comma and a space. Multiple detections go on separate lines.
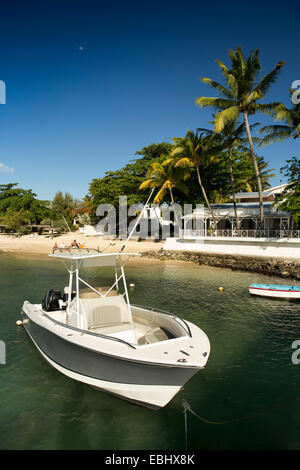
1, 252, 300, 450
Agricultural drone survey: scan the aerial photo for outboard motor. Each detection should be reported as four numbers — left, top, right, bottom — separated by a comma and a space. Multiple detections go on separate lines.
42, 290, 62, 312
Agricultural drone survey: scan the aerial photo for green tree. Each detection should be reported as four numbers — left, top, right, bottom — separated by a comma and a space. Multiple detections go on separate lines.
195, 46, 285, 225
88, 142, 172, 214
277, 157, 300, 224
1, 208, 30, 235
239, 156, 275, 192
51, 191, 75, 230
0, 183, 50, 226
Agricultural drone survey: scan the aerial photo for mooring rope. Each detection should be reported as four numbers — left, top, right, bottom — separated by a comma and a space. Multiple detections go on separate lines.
182, 395, 300, 448
183, 401, 188, 450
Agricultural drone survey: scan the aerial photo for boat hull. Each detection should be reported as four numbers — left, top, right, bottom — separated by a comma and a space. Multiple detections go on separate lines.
22, 310, 201, 409
249, 284, 300, 300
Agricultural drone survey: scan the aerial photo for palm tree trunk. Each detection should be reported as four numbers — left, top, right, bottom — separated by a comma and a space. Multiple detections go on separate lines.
195, 163, 217, 230
243, 111, 264, 227
169, 187, 175, 205
228, 145, 240, 231
168, 187, 181, 234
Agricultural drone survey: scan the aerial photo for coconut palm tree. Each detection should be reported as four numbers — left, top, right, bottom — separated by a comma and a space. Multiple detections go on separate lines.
195, 46, 285, 226
139, 160, 190, 204
139, 160, 190, 228
197, 120, 261, 230
165, 129, 223, 229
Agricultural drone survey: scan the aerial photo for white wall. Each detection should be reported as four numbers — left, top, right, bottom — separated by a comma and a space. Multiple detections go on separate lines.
78, 225, 105, 236
163, 237, 300, 259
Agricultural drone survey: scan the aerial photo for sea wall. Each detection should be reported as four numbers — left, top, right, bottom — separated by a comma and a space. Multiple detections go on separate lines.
163, 236, 300, 259
141, 250, 300, 280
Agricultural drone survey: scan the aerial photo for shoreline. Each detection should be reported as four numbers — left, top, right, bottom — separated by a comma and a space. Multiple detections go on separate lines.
0, 234, 165, 256
1, 234, 300, 279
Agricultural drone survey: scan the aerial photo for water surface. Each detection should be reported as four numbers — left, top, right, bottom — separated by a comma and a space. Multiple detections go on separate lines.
0, 252, 300, 450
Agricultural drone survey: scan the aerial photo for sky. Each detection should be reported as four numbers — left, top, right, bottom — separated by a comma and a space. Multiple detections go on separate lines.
0, 0, 299, 201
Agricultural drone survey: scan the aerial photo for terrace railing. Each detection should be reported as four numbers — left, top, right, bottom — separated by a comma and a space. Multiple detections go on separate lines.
183, 229, 300, 239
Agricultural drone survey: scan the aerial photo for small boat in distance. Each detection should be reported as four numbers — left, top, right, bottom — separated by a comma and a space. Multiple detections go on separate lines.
249, 283, 300, 300
21, 247, 210, 409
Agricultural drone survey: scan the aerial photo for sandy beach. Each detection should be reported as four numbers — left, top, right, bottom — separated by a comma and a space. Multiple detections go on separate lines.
0, 234, 165, 256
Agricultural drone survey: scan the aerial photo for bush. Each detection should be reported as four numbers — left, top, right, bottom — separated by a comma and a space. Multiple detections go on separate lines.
18, 226, 29, 236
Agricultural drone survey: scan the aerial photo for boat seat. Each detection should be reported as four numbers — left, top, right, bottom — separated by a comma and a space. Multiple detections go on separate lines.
88, 304, 122, 328
138, 327, 168, 345
81, 295, 132, 329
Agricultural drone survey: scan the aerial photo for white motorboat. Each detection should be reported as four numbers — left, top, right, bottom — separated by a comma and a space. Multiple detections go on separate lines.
21, 247, 210, 409
249, 283, 300, 300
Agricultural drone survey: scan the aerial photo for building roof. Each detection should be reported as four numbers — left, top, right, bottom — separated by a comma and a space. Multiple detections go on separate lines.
183, 202, 289, 219
231, 184, 288, 200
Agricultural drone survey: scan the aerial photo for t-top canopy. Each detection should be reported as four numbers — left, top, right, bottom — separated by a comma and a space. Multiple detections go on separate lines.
49, 251, 141, 267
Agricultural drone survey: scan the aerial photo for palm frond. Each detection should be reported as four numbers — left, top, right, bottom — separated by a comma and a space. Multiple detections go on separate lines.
174, 157, 194, 168
195, 96, 233, 110
139, 179, 157, 190
201, 78, 233, 99
254, 102, 282, 117
258, 125, 293, 145
294, 123, 300, 139
216, 59, 231, 79
253, 61, 285, 97
214, 106, 240, 132
154, 186, 168, 204
273, 103, 294, 124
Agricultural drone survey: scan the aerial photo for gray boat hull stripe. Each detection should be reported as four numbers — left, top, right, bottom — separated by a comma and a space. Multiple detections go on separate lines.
24, 317, 198, 386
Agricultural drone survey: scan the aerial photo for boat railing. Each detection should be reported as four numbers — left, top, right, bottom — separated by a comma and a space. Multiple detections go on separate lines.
52, 246, 101, 254
131, 304, 192, 338
43, 313, 136, 349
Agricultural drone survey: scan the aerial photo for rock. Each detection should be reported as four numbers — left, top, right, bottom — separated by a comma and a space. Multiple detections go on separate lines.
140, 249, 300, 280
280, 271, 290, 278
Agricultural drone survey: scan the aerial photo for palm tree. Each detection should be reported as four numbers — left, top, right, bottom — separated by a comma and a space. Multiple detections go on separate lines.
259, 91, 300, 144
195, 46, 285, 226
198, 119, 260, 230
166, 129, 223, 229
139, 160, 190, 228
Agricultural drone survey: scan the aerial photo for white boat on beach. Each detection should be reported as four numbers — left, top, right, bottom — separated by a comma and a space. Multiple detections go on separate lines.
249, 283, 300, 300
21, 247, 210, 409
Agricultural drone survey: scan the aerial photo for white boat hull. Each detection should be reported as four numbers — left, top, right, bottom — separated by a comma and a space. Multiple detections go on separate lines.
22, 302, 210, 409
249, 286, 300, 300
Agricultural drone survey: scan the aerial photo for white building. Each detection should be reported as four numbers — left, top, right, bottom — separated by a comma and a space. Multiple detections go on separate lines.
182, 184, 298, 239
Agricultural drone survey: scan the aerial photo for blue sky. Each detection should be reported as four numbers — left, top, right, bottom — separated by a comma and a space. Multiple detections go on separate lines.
0, 0, 299, 200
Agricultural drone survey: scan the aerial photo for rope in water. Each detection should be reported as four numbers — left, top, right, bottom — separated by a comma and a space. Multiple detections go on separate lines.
182, 396, 300, 449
